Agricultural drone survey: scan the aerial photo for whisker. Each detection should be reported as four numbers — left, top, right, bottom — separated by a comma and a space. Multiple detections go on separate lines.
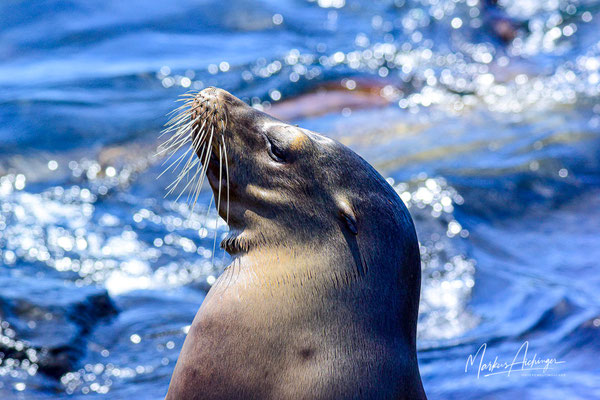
204, 193, 215, 236
159, 145, 192, 180
221, 135, 230, 225
165, 103, 193, 120
168, 140, 204, 191
189, 159, 205, 212
186, 139, 210, 206
173, 158, 202, 200
166, 143, 202, 192
211, 144, 224, 268
219, 134, 230, 267
162, 111, 204, 141
179, 127, 212, 203
166, 156, 197, 196
159, 118, 207, 179
196, 127, 214, 194
160, 90, 230, 273
158, 131, 192, 156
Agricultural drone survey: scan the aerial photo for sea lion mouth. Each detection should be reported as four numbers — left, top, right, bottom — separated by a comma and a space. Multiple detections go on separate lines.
159, 87, 232, 222
220, 230, 254, 255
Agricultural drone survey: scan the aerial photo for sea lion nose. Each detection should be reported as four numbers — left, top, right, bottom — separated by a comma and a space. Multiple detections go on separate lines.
198, 87, 227, 102
201, 86, 219, 97
196, 87, 221, 105
192, 87, 229, 122
197, 87, 247, 110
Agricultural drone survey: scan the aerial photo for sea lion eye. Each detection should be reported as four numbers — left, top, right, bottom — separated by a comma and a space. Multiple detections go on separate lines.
265, 136, 287, 163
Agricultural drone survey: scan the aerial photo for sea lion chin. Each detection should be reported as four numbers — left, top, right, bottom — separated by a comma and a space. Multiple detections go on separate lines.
162, 87, 427, 400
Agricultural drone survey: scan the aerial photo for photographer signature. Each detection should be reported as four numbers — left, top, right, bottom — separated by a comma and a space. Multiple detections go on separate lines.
465, 341, 565, 378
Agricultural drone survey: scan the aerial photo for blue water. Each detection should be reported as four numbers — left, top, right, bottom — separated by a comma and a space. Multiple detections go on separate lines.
1, 0, 600, 398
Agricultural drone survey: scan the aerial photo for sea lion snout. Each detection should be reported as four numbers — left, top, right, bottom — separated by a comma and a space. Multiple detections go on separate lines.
192, 87, 247, 123
189, 87, 263, 155
195, 86, 240, 108
189, 87, 229, 142
194, 86, 230, 105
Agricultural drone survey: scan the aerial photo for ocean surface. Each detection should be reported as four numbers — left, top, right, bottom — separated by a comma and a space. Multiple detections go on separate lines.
1, 0, 600, 398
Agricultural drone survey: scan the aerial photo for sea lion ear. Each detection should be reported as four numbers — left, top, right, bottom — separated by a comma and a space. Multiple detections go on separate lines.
336, 197, 358, 235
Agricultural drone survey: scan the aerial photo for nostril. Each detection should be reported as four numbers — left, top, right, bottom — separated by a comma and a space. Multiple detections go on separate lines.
201, 86, 219, 98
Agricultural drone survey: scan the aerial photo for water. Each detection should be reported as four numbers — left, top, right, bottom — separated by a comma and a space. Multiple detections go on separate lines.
1, 0, 599, 398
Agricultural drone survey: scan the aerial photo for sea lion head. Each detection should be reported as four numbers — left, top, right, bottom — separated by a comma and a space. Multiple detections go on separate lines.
162, 87, 420, 325
183, 88, 415, 253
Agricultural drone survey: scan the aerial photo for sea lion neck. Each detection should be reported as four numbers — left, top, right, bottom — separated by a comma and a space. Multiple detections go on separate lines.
211, 239, 421, 353
219, 238, 368, 288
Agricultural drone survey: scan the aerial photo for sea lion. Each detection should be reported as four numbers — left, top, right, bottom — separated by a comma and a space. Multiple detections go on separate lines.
161, 87, 426, 400
268, 79, 390, 121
